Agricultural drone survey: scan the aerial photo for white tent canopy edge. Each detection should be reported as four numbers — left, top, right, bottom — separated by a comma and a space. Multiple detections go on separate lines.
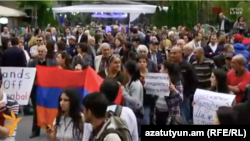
52, 4, 168, 23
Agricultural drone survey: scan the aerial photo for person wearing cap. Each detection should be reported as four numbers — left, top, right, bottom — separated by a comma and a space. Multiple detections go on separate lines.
148, 41, 163, 70
66, 35, 77, 57
233, 33, 249, 68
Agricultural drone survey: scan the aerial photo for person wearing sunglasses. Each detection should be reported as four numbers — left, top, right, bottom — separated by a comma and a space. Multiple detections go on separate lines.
30, 35, 44, 58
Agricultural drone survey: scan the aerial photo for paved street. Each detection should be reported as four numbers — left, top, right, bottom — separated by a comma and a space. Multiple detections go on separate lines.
16, 115, 47, 141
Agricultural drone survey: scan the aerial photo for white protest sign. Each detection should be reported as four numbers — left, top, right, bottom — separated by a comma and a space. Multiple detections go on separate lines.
0, 67, 36, 105
193, 89, 236, 125
144, 73, 170, 96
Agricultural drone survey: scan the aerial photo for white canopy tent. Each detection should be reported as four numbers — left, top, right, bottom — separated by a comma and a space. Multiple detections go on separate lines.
0, 5, 27, 17
52, 4, 168, 23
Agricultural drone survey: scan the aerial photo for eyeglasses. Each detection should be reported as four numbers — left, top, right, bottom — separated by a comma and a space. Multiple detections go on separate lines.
37, 40, 42, 42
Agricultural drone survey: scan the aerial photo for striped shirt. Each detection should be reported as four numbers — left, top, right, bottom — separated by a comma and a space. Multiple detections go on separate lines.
192, 57, 215, 89
0, 92, 19, 141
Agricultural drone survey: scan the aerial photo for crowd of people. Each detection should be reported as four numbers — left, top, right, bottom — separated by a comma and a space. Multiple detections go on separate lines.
0, 12, 249, 141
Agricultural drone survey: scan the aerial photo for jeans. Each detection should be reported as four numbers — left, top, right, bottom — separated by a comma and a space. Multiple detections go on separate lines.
138, 106, 151, 137
180, 97, 191, 124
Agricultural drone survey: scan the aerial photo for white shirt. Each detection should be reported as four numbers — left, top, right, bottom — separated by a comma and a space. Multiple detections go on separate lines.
23, 50, 30, 63
187, 53, 193, 62
30, 45, 38, 57
220, 20, 225, 31
209, 43, 218, 53
82, 105, 138, 141
78, 34, 83, 43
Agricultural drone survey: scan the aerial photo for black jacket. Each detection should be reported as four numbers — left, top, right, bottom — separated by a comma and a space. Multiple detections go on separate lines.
0, 46, 26, 67
178, 60, 198, 97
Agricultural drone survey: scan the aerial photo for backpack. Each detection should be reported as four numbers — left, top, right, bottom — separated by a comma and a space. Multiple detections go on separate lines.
95, 105, 132, 141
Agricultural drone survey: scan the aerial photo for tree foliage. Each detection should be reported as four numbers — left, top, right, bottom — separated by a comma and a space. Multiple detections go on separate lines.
237, 1, 250, 23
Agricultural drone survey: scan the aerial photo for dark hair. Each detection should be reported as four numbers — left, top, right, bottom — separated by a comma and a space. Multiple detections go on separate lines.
72, 56, 87, 70
0, 69, 2, 87
212, 69, 230, 93
237, 16, 244, 22
128, 51, 137, 61
216, 106, 238, 124
193, 31, 200, 38
46, 28, 51, 33
82, 92, 109, 118
78, 43, 89, 53
106, 55, 120, 67
10, 37, 19, 46
55, 88, 83, 139
100, 78, 120, 103
80, 34, 88, 43
56, 52, 72, 70
125, 61, 140, 86
57, 41, 67, 51
94, 33, 102, 43
163, 60, 182, 84
136, 54, 148, 62
46, 40, 55, 59
34, 28, 40, 36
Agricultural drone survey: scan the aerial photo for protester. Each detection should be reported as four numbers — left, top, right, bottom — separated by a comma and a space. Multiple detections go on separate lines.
214, 106, 238, 125
227, 55, 250, 103
155, 60, 183, 125
28, 45, 57, 138
0, 37, 27, 67
170, 46, 198, 123
0, 69, 19, 140
193, 47, 215, 89
83, 92, 126, 141
98, 78, 138, 141
2, 14, 250, 139
46, 88, 84, 141
210, 69, 232, 94
98, 55, 124, 85
56, 51, 72, 70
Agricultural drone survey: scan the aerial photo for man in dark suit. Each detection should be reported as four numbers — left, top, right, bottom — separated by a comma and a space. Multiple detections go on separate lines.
204, 34, 224, 59
77, 27, 88, 43
183, 45, 196, 64
0, 37, 26, 67
28, 45, 57, 138
148, 42, 163, 70
218, 12, 232, 34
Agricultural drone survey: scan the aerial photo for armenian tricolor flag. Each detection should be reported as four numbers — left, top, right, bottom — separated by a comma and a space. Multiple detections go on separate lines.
242, 38, 250, 48
35, 66, 122, 127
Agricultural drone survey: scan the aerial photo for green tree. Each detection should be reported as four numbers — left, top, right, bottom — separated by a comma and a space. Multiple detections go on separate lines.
237, 1, 250, 23
16, 1, 54, 27
212, 1, 241, 21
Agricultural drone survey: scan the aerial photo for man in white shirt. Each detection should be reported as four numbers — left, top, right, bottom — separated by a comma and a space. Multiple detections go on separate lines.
83, 78, 138, 141
219, 13, 232, 34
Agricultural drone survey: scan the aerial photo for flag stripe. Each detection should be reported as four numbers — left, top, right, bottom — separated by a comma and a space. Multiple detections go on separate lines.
36, 86, 89, 108
36, 106, 58, 127
36, 66, 87, 88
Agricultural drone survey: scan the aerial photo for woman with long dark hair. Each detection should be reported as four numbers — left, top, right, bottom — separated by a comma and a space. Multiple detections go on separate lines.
124, 60, 143, 109
56, 52, 72, 70
155, 60, 183, 125
210, 69, 231, 94
46, 88, 84, 141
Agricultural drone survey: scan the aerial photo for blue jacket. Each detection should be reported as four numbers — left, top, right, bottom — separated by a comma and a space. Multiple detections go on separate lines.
234, 43, 249, 68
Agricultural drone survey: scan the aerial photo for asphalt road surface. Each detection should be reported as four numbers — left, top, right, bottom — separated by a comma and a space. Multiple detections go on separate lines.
16, 115, 47, 141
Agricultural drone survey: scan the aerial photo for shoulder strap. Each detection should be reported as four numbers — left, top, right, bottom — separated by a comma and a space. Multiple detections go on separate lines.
114, 105, 123, 117
98, 128, 120, 141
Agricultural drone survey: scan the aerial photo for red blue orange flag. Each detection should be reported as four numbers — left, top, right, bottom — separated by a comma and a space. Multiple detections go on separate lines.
36, 66, 122, 127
